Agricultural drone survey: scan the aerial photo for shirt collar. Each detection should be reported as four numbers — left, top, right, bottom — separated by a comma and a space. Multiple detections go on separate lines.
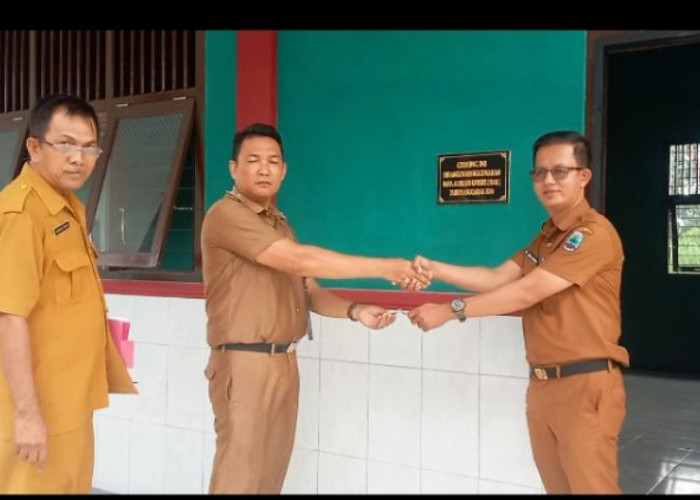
541, 198, 592, 236
227, 188, 286, 220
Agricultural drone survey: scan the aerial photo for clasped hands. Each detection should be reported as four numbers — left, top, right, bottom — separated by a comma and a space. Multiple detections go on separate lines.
389, 255, 455, 332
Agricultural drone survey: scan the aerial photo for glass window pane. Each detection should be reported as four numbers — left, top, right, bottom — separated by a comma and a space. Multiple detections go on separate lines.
677, 204, 700, 270
0, 130, 21, 188
91, 113, 183, 254
75, 111, 109, 204
160, 131, 195, 271
669, 143, 700, 196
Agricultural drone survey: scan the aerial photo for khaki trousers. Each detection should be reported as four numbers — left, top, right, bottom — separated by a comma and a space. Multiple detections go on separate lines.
0, 415, 94, 494
206, 348, 300, 494
526, 366, 626, 494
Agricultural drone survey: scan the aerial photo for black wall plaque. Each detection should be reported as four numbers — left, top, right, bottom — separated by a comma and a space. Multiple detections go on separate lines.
438, 151, 510, 204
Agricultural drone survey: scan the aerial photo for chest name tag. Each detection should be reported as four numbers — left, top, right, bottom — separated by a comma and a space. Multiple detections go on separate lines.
53, 221, 70, 236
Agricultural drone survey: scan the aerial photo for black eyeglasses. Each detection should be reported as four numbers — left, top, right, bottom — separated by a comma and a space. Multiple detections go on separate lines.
40, 139, 103, 157
529, 166, 585, 182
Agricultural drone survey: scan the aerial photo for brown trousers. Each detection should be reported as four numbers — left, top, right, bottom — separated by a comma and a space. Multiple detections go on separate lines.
205, 348, 300, 494
526, 365, 626, 494
0, 415, 94, 494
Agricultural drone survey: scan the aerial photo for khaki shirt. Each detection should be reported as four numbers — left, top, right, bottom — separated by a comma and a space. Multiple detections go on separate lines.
510, 199, 630, 368
201, 190, 307, 346
0, 164, 136, 439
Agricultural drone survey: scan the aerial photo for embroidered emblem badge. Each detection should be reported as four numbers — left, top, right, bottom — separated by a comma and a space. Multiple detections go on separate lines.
563, 230, 585, 252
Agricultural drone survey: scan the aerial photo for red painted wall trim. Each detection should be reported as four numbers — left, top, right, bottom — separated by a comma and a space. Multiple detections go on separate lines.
236, 31, 277, 128
102, 280, 205, 299
102, 280, 462, 305
101, 280, 520, 316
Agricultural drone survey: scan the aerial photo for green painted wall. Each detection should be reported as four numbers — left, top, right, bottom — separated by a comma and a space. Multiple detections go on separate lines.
202, 30, 587, 290
276, 30, 586, 290
204, 31, 237, 209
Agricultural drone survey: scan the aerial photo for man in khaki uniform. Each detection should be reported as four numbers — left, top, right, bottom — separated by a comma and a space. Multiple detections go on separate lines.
202, 122, 429, 494
408, 131, 629, 493
0, 95, 137, 494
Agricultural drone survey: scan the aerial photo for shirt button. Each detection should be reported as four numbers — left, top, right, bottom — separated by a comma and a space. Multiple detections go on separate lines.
546, 242, 553, 248
20, 183, 28, 189
295, 307, 300, 313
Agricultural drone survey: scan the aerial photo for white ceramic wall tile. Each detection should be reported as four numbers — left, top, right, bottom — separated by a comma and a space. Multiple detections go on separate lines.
166, 346, 210, 431
422, 316, 480, 374
105, 293, 133, 321
296, 312, 321, 359
421, 469, 479, 493
318, 453, 366, 494
479, 478, 544, 494
368, 365, 421, 467
296, 357, 320, 450
128, 296, 169, 345
201, 431, 216, 493
128, 422, 166, 493
367, 461, 420, 494
319, 316, 369, 363
166, 297, 208, 348
282, 448, 318, 494
98, 386, 137, 419
164, 428, 204, 494
129, 343, 167, 425
93, 416, 130, 494
369, 313, 421, 368
319, 361, 368, 458
479, 375, 542, 488
480, 315, 528, 378
422, 370, 479, 477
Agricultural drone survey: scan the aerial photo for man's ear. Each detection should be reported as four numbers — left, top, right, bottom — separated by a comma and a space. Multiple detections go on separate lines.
580, 167, 592, 187
281, 162, 288, 181
26, 136, 40, 162
229, 160, 237, 180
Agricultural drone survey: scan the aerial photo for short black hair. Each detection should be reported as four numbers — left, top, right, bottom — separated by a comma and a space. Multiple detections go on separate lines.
532, 130, 591, 168
231, 122, 284, 161
28, 94, 100, 140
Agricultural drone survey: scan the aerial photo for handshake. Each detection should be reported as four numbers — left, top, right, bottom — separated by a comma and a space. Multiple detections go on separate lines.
352, 255, 451, 333
385, 255, 434, 292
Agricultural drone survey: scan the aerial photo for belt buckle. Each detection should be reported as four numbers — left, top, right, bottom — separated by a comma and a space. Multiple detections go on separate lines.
533, 367, 548, 380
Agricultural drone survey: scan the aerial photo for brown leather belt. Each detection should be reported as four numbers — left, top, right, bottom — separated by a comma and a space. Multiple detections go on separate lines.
530, 358, 618, 381
218, 342, 297, 354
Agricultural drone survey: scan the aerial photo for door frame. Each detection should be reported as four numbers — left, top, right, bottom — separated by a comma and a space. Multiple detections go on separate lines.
588, 30, 700, 212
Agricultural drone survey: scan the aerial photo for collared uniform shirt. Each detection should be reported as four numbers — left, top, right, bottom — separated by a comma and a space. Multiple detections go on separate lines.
510, 199, 630, 368
201, 189, 307, 346
0, 164, 136, 439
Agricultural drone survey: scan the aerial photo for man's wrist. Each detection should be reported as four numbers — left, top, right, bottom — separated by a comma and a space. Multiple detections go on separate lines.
347, 302, 359, 321
450, 297, 467, 322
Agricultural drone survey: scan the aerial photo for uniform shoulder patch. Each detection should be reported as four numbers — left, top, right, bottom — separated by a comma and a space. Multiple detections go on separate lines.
0, 180, 32, 214
562, 229, 586, 252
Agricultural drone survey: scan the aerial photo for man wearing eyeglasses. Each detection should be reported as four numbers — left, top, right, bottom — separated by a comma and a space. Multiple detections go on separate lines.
0, 94, 136, 493
407, 131, 629, 493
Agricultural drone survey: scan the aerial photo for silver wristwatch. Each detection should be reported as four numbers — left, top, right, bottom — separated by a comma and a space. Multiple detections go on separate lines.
450, 298, 467, 322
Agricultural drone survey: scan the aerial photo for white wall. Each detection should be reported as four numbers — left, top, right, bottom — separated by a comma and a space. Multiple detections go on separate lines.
95, 294, 544, 494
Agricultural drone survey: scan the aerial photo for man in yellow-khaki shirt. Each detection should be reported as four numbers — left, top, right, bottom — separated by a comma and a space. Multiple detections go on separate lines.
0, 95, 136, 494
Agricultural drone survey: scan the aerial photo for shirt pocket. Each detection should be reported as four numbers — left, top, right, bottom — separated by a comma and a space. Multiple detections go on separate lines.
52, 248, 93, 304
